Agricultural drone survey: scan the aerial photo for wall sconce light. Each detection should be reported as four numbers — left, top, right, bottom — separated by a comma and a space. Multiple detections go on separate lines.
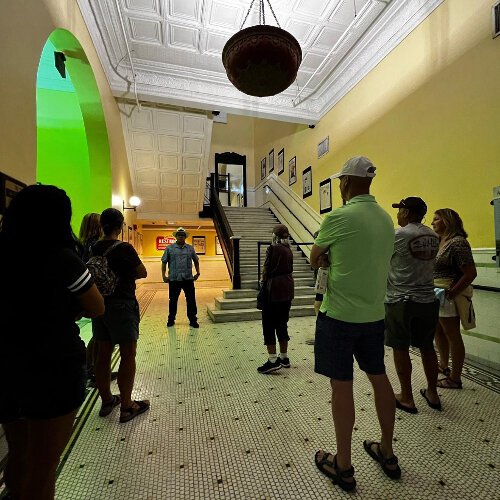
123, 195, 141, 212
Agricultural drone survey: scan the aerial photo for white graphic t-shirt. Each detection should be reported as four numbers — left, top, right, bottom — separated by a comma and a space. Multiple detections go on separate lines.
386, 223, 439, 303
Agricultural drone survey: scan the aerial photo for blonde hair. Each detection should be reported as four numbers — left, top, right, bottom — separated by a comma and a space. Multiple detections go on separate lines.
434, 208, 468, 240
79, 212, 102, 244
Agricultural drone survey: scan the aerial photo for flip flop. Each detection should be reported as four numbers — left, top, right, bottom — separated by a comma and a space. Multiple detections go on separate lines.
395, 398, 418, 414
314, 451, 356, 492
99, 394, 121, 417
437, 377, 462, 389
119, 400, 150, 423
363, 441, 401, 480
419, 389, 442, 411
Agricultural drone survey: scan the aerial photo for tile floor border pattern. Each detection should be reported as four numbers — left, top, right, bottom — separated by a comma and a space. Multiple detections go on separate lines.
55, 293, 499, 500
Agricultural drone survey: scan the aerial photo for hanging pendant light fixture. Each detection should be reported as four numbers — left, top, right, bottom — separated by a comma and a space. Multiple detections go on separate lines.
222, 0, 302, 98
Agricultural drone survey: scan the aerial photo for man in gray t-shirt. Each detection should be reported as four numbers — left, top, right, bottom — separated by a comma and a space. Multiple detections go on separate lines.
385, 197, 442, 413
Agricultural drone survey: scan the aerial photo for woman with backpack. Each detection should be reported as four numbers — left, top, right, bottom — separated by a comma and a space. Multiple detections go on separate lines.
0, 185, 104, 500
90, 208, 150, 423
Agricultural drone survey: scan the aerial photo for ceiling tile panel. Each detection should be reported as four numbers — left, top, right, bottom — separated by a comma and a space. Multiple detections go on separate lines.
300, 52, 327, 72
128, 17, 162, 44
156, 111, 181, 133
284, 19, 317, 45
169, 23, 200, 51
181, 189, 199, 202
158, 134, 180, 153
294, 0, 331, 19
130, 108, 154, 130
182, 173, 200, 187
160, 172, 180, 186
329, 0, 356, 25
133, 151, 157, 169
132, 131, 155, 150
139, 199, 163, 212
181, 202, 200, 214
209, 1, 243, 30
182, 157, 202, 172
183, 137, 204, 155
183, 115, 205, 135
136, 169, 159, 185
312, 26, 343, 51
204, 32, 229, 55
137, 185, 161, 199
162, 200, 181, 212
169, 0, 201, 23
125, 0, 160, 15
160, 187, 180, 201
159, 155, 179, 171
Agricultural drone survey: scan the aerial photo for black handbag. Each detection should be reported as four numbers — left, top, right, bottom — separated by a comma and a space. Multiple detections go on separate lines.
256, 281, 269, 310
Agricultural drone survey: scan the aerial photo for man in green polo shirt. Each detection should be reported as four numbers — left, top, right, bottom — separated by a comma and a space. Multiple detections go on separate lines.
311, 156, 401, 492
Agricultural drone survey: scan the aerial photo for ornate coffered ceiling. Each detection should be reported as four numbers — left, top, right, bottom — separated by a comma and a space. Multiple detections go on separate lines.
79, 0, 443, 124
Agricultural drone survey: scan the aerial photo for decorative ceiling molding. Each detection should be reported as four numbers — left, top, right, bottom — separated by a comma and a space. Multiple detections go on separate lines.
78, 0, 444, 123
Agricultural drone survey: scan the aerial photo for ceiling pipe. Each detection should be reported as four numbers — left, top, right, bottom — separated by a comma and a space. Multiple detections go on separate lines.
113, 0, 141, 111
292, 0, 388, 107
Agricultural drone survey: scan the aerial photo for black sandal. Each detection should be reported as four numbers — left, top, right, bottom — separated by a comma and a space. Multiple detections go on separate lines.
437, 377, 462, 389
99, 395, 121, 417
363, 441, 401, 480
314, 450, 356, 492
119, 400, 150, 423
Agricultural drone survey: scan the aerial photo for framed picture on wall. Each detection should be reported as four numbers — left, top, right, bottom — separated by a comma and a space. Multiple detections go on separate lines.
277, 148, 285, 175
319, 178, 332, 214
261, 157, 266, 180
289, 156, 297, 186
127, 226, 132, 244
215, 236, 223, 255
269, 149, 275, 173
121, 222, 127, 241
302, 166, 312, 198
192, 236, 206, 255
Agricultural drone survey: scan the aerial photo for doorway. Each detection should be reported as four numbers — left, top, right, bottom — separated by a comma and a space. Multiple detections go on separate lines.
214, 152, 247, 207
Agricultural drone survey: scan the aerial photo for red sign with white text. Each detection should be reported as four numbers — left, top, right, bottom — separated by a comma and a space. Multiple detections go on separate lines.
156, 236, 176, 251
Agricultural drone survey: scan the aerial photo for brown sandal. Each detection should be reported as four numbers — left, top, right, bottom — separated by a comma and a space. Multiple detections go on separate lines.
436, 377, 462, 389
99, 395, 121, 417
119, 400, 150, 423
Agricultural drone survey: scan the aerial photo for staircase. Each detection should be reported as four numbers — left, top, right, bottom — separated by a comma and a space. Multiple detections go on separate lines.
207, 207, 316, 322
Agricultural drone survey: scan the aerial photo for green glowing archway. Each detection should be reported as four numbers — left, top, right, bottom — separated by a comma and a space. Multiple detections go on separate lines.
36, 29, 111, 230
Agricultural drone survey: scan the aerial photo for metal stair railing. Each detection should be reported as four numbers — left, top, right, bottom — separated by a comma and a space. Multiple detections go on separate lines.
209, 173, 241, 289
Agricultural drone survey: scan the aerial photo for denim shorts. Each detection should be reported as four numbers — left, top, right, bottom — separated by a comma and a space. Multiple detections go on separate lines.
385, 300, 439, 350
92, 298, 140, 345
314, 312, 386, 381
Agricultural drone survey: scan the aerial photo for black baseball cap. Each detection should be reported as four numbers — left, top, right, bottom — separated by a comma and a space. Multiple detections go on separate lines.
392, 197, 427, 214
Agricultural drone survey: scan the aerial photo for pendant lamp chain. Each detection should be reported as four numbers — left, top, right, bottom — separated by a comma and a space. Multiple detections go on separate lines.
240, 0, 281, 29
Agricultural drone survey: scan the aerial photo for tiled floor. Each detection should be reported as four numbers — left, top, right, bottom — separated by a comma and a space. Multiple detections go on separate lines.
54, 286, 499, 500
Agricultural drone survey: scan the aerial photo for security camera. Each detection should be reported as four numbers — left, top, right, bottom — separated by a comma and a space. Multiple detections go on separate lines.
212, 111, 221, 116
308, 124, 316, 129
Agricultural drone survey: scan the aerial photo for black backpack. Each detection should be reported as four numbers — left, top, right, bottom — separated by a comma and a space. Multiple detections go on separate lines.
86, 241, 123, 296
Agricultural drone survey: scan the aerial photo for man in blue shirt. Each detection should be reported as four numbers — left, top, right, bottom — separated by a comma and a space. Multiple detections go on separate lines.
161, 227, 201, 328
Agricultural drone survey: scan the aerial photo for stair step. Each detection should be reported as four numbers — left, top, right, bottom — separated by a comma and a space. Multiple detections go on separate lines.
223, 286, 316, 299
240, 270, 313, 280
241, 278, 314, 289
207, 304, 315, 323
239, 264, 311, 272
215, 295, 314, 310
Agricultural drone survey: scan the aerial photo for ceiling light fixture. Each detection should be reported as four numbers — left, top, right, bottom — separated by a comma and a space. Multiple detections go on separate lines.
222, 0, 302, 97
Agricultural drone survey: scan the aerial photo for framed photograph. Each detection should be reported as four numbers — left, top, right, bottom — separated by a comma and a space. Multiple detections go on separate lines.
277, 148, 285, 175
121, 222, 127, 241
261, 157, 266, 180
127, 226, 132, 244
215, 236, 223, 255
318, 136, 329, 159
192, 236, 206, 255
288, 156, 297, 186
268, 148, 275, 173
319, 178, 332, 214
302, 166, 312, 198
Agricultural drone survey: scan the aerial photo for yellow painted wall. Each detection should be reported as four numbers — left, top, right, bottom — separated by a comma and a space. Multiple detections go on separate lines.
0, 0, 135, 227
209, 114, 256, 187
253, 0, 499, 247
142, 230, 218, 257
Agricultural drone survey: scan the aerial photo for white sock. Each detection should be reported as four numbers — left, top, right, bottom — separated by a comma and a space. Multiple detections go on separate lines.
269, 354, 278, 363
280, 352, 288, 359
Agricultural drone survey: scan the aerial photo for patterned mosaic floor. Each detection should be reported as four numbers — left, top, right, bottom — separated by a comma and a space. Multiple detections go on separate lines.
52, 288, 499, 500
